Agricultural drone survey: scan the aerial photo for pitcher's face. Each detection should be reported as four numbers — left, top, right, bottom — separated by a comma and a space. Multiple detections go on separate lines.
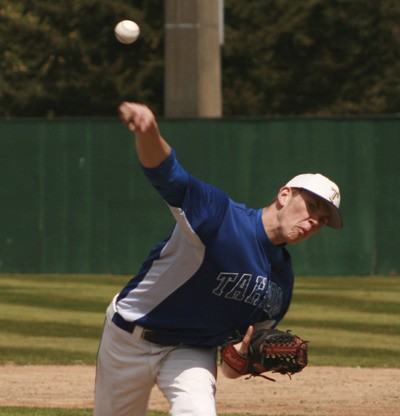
278, 188, 330, 244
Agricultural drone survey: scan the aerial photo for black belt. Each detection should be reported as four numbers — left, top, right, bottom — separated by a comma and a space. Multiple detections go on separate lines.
112, 312, 180, 346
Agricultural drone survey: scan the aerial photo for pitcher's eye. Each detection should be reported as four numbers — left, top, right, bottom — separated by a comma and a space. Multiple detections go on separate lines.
307, 200, 316, 211
319, 216, 329, 225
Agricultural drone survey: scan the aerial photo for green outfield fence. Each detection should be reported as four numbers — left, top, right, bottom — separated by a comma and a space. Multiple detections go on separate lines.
0, 115, 399, 275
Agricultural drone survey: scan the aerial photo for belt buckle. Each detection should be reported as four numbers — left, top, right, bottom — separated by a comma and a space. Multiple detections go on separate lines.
132, 324, 149, 340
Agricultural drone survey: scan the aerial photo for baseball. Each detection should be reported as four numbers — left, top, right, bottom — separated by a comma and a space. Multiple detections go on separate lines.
115, 20, 140, 44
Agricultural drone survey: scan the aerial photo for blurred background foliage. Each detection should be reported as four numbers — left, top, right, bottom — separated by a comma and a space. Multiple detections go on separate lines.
1, 0, 400, 117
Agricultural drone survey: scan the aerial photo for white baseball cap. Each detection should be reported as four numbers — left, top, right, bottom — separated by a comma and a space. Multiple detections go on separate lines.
285, 173, 343, 229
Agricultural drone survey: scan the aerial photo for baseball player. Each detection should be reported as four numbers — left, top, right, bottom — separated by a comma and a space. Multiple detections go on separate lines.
94, 102, 343, 416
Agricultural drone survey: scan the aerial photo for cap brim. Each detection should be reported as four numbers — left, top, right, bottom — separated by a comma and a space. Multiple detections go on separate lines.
326, 203, 343, 229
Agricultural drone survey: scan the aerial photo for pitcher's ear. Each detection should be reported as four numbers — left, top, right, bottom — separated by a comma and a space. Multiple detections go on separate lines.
277, 186, 293, 207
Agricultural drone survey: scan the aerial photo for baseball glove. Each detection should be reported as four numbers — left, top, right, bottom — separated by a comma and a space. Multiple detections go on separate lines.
221, 329, 308, 381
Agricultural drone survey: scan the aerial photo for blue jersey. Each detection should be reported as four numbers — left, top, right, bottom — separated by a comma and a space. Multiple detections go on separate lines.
115, 150, 294, 346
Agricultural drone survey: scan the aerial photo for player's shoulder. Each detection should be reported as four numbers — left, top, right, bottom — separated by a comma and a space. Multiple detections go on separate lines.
187, 175, 230, 204
229, 199, 258, 217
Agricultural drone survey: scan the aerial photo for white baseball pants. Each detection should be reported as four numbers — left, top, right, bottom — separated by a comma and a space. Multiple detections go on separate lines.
94, 303, 218, 416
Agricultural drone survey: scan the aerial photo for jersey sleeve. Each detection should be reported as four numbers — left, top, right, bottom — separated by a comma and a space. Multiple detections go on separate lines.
179, 176, 230, 243
141, 149, 190, 207
142, 149, 230, 243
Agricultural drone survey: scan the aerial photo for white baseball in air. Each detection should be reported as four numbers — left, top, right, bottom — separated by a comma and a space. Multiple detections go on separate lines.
115, 20, 140, 44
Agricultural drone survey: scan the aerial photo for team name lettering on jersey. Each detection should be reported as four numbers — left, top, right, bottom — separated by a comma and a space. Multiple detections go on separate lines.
212, 272, 283, 319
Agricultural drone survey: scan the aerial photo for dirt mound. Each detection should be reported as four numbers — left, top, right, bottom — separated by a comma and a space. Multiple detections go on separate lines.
0, 365, 399, 415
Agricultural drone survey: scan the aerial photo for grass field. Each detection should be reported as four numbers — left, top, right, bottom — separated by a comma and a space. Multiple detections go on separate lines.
0, 273, 399, 416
